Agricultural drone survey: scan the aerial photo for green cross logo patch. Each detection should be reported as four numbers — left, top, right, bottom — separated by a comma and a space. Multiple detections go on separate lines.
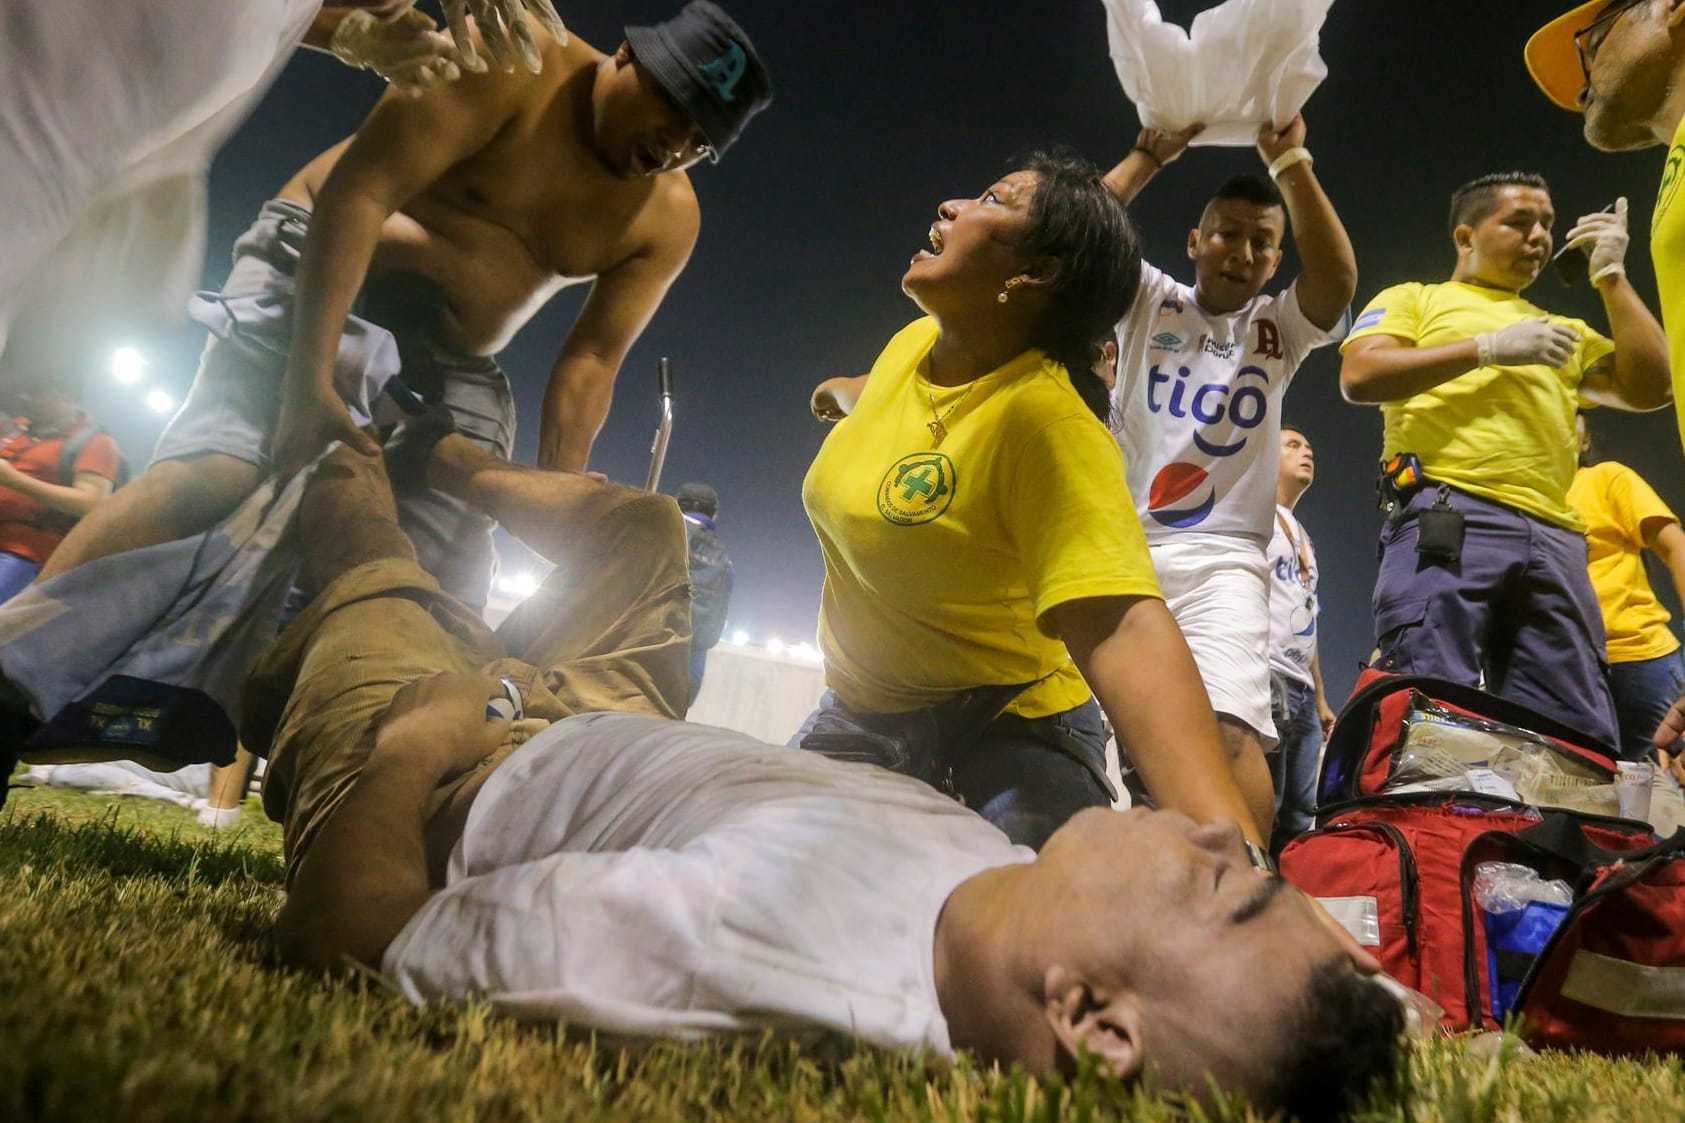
878, 452, 956, 525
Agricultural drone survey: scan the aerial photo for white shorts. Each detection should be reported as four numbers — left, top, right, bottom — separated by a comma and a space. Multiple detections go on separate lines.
1150, 534, 1276, 747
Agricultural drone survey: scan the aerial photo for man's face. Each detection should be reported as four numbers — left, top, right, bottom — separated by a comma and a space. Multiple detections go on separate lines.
592, 45, 714, 178
1580, 0, 1683, 151
1036, 808, 1362, 1099
1187, 198, 1284, 313
1457, 187, 1555, 291
1279, 429, 1314, 493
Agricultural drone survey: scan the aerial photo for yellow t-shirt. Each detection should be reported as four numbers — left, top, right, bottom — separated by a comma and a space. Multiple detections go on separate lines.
1566, 461, 1681, 663
1652, 113, 1685, 455
802, 317, 1161, 718
1341, 281, 1614, 530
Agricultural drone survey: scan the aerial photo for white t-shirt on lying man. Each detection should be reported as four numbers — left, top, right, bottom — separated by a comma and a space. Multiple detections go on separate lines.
383, 712, 1032, 1053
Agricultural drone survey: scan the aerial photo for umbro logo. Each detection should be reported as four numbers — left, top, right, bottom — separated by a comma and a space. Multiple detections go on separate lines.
1149, 331, 1184, 350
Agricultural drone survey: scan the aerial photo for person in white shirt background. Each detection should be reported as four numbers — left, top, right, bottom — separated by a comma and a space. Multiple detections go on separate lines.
1101, 115, 1356, 843
1266, 423, 1336, 839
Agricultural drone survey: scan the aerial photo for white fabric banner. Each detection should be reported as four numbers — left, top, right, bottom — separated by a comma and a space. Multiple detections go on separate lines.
1101, 0, 1336, 147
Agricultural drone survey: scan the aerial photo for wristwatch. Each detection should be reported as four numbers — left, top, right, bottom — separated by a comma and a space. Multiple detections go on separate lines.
1245, 841, 1278, 875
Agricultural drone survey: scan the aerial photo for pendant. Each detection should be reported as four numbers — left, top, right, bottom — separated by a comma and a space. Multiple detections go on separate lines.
927, 418, 948, 448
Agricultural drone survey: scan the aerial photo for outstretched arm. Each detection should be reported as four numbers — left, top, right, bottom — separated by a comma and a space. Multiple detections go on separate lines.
275, 673, 513, 971
1340, 317, 1582, 404
537, 210, 697, 472
0, 463, 112, 519
811, 374, 870, 421
274, 66, 522, 475
1567, 197, 1672, 412
1101, 125, 1202, 207
1255, 116, 1356, 333
1052, 595, 1265, 845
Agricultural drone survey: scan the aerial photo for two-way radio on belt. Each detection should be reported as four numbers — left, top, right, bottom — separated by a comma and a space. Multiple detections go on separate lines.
644, 356, 675, 492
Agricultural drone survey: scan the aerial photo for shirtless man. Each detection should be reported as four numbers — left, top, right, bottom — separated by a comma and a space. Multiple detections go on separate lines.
29, 1, 771, 610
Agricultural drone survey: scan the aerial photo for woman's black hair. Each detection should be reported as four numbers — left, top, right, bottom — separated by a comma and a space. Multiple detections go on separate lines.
1010, 149, 1142, 424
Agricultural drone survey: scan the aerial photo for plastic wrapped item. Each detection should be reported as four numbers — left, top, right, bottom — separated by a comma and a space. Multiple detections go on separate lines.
1101, 0, 1336, 147
1474, 862, 1573, 1021
1383, 696, 1617, 815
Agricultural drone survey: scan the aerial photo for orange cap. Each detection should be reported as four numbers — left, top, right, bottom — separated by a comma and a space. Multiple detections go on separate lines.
1525, 1, 1607, 111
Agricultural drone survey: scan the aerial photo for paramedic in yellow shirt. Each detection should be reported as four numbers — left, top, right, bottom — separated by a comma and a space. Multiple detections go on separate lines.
1339, 171, 1670, 752
1525, 2, 1685, 757
1526, 1, 1685, 454
1569, 413, 1685, 759
801, 152, 1268, 852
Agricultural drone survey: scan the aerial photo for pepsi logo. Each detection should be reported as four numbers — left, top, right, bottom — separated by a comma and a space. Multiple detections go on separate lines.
1147, 462, 1215, 528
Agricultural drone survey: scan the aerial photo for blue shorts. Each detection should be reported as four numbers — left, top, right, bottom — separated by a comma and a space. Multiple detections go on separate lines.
155, 199, 516, 611
1371, 486, 1618, 752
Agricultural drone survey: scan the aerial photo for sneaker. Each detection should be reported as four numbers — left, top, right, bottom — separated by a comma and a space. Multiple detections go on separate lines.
191, 798, 242, 830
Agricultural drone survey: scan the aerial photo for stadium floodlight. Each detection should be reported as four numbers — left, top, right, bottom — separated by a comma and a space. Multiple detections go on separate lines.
765, 637, 785, 655
144, 390, 174, 414
730, 629, 749, 646
496, 571, 543, 599
112, 347, 146, 384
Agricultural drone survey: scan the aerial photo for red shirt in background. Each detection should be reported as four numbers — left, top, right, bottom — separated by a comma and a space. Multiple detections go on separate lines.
0, 413, 120, 563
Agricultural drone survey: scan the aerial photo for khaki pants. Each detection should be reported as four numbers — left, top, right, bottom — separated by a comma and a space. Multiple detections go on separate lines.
244, 490, 692, 880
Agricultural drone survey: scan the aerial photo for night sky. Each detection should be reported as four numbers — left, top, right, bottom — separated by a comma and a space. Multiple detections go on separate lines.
73, 1, 1685, 704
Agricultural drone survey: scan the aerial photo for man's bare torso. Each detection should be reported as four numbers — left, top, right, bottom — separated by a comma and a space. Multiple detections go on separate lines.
279, 32, 696, 357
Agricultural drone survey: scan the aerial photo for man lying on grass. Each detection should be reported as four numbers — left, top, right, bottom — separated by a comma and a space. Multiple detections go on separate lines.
251, 437, 1403, 1122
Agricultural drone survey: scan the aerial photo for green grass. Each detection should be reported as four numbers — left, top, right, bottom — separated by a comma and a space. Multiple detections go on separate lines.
3, 779, 1682, 1122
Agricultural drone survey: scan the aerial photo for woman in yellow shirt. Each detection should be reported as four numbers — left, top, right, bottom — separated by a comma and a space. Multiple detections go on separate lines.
800, 152, 1265, 850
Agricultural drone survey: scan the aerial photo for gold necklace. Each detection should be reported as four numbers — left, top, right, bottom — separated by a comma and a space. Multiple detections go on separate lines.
926, 383, 975, 448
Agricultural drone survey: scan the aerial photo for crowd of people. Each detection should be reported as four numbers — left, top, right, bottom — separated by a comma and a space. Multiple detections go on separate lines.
5, 1, 1685, 1120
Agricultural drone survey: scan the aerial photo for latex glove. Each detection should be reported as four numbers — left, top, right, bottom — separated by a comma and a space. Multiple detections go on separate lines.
1132, 123, 1204, 170
443, 0, 568, 75
1475, 316, 1579, 368
331, 9, 461, 96
1562, 197, 1630, 286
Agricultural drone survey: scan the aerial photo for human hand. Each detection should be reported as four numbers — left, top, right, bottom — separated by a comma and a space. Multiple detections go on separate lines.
811, 380, 848, 422
273, 384, 381, 479
373, 672, 516, 779
442, 0, 568, 75
1318, 697, 1337, 740
1133, 124, 1203, 169
1476, 316, 1580, 368
1562, 197, 1630, 286
1256, 114, 1308, 165
331, 8, 461, 96
1653, 694, 1685, 765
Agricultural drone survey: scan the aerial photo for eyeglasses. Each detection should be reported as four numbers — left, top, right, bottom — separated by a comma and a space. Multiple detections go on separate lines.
1574, 0, 1646, 88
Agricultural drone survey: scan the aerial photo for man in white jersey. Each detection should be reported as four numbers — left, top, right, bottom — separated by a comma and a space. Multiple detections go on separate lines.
1267, 424, 1334, 839
256, 438, 1401, 1121
1103, 116, 1357, 841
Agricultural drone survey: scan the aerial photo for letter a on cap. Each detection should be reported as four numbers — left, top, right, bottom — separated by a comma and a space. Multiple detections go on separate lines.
700, 41, 747, 101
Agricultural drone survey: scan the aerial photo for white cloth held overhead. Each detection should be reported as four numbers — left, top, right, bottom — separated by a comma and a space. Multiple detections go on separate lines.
1101, 0, 1336, 147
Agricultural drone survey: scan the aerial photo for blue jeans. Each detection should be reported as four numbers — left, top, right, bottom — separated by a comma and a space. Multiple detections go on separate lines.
1371, 486, 1618, 752
0, 552, 41, 604
1269, 675, 1321, 839
794, 692, 1113, 850
1608, 647, 1685, 762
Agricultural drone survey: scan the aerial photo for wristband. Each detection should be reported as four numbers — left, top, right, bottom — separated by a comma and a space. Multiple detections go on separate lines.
1245, 841, 1278, 875
1475, 333, 1496, 368
1267, 146, 1313, 181
1132, 144, 1163, 169
1590, 262, 1627, 286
